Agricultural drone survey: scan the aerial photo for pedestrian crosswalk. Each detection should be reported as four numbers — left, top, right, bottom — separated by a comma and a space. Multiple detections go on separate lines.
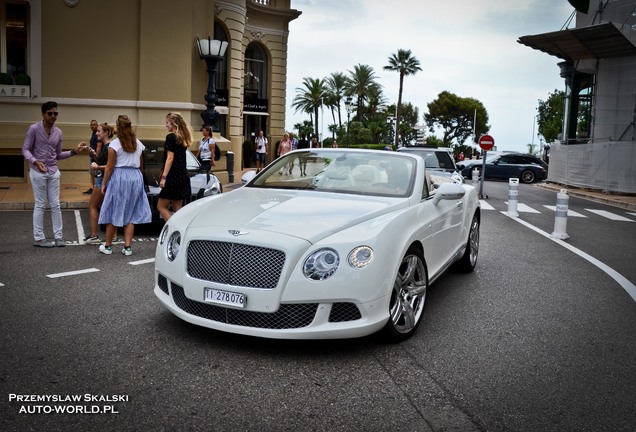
481, 200, 635, 222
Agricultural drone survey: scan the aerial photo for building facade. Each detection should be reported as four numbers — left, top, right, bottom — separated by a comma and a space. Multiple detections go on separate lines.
0, 0, 300, 185
519, 0, 636, 194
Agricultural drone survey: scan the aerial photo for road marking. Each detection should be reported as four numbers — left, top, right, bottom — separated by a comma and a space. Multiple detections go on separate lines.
0, 282, 4, 287
543, 205, 587, 217
47, 268, 100, 279
504, 202, 540, 213
75, 210, 87, 245
585, 209, 634, 222
628, 212, 636, 218
479, 200, 495, 210
501, 212, 636, 302
129, 258, 155, 266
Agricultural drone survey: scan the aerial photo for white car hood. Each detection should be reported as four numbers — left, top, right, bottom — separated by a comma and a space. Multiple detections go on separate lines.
186, 188, 405, 243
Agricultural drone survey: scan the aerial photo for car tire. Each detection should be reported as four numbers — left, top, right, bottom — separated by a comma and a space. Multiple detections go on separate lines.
520, 169, 536, 184
454, 213, 479, 273
383, 245, 428, 342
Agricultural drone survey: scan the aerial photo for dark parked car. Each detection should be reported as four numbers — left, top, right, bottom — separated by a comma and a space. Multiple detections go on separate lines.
397, 146, 463, 183
142, 140, 222, 222
457, 153, 547, 184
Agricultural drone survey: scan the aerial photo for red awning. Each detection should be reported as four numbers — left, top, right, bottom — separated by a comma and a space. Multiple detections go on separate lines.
518, 22, 636, 61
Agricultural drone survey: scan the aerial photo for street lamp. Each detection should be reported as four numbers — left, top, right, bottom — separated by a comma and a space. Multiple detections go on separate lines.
196, 36, 228, 130
344, 96, 353, 147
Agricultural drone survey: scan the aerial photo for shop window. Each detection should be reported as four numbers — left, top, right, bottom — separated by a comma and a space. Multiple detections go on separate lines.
1, 1, 29, 83
244, 43, 267, 99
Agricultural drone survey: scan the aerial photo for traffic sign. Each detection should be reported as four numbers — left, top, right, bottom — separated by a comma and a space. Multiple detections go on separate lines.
478, 134, 495, 151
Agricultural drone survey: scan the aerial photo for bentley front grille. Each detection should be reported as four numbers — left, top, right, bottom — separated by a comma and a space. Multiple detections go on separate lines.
171, 284, 317, 329
187, 240, 286, 289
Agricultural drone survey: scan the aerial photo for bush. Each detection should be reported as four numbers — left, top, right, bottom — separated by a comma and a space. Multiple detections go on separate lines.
15, 74, 30, 85
0, 73, 12, 85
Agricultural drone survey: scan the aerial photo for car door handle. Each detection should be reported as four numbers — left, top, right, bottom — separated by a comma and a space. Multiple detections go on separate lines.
456, 202, 463, 208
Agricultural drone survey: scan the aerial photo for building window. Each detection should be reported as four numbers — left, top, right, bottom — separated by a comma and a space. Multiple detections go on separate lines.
244, 43, 267, 99
1, 1, 29, 83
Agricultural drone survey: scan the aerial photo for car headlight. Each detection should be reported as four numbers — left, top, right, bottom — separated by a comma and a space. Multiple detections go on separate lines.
159, 224, 169, 245
166, 231, 181, 262
204, 180, 221, 196
348, 246, 374, 269
303, 248, 339, 280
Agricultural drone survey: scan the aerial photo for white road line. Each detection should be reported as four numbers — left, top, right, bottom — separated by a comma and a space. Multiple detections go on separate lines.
75, 210, 87, 244
0, 282, 5, 287
129, 258, 155, 266
505, 202, 540, 213
543, 205, 587, 217
585, 209, 634, 222
47, 268, 100, 279
480, 200, 495, 211
628, 212, 636, 218
501, 211, 636, 302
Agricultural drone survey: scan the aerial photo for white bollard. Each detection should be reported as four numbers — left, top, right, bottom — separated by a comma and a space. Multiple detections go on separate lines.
550, 189, 570, 240
507, 178, 519, 217
472, 168, 479, 183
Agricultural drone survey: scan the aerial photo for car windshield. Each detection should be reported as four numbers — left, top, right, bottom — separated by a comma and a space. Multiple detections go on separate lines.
400, 149, 454, 170
248, 150, 416, 198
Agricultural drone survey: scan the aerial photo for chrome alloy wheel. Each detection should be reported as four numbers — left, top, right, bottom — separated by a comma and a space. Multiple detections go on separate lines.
467, 216, 479, 268
386, 246, 428, 340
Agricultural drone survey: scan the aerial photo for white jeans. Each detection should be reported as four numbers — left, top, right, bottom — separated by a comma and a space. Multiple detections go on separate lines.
29, 169, 63, 241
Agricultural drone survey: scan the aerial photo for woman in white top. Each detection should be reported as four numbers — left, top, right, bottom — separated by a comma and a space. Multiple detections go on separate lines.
98, 114, 151, 256
196, 125, 216, 172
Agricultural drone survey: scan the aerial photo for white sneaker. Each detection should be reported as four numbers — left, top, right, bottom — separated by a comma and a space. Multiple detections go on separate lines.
99, 244, 113, 255
121, 246, 132, 256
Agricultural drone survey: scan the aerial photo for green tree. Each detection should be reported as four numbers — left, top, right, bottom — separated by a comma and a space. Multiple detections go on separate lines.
326, 72, 348, 128
425, 91, 489, 146
536, 89, 564, 143
526, 143, 538, 155
345, 64, 381, 122
395, 102, 419, 146
384, 49, 422, 146
291, 77, 328, 141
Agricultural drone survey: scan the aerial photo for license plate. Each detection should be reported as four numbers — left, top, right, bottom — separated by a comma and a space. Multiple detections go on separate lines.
204, 288, 246, 308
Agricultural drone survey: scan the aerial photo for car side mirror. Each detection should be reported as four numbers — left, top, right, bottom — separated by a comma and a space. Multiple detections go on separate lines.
432, 183, 465, 205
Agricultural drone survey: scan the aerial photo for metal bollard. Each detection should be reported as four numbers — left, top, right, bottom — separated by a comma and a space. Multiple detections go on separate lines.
550, 189, 570, 239
507, 178, 519, 217
472, 168, 479, 183
226, 151, 234, 183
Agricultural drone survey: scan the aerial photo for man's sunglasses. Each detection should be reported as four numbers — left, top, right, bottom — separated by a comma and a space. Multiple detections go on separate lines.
46, 112, 59, 117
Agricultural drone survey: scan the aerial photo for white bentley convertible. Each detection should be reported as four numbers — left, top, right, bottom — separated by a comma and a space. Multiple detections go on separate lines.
154, 149, 480, 341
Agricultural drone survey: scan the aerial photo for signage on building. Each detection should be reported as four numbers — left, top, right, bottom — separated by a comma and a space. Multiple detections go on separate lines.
243, 97, 268, 113
216, 89, 228, 107
0, 85, 30, 98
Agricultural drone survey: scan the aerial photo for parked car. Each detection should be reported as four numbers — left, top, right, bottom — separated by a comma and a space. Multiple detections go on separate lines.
397, 145, 464, 184
142, 140, 222, 222
457, 153, 547, 183
153, 149, 480, 341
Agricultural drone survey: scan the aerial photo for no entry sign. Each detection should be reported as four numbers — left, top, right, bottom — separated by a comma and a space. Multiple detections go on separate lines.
478, 134, 495, 151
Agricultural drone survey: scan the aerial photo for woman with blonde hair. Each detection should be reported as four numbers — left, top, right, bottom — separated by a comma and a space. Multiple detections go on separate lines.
98, 115, 151, 255
157, 112, 192, 221
83, 122, 114, 244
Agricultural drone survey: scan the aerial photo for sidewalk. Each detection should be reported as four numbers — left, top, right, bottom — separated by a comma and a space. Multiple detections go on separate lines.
0, 170, 251, 211
1, 176, 634, 211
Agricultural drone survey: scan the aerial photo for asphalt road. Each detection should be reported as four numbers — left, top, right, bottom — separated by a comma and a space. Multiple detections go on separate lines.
1, 181, 635, 432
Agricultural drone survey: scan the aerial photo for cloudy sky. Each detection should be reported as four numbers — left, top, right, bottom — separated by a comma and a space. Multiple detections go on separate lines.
285, 0, 575, 152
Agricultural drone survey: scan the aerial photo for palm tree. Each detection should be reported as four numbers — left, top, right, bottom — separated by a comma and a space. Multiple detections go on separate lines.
291, 77, 328, 141
326, 72, 348, 127
384, 49, 422, 147
346, 64, 381, 122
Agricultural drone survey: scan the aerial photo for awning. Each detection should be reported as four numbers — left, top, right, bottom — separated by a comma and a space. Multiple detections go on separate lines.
518, 22, 636, 61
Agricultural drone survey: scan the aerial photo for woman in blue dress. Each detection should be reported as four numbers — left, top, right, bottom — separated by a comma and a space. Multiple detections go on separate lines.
98, 115, 151, 256
157, 112, 192, 221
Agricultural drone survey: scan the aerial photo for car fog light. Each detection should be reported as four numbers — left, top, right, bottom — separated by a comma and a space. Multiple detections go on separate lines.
303, 248, 339, 280
166, 231, 181, 262
348, 246, 374, 269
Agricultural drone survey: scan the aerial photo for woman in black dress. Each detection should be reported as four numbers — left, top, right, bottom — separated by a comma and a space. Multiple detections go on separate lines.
157, 112, 192, 221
